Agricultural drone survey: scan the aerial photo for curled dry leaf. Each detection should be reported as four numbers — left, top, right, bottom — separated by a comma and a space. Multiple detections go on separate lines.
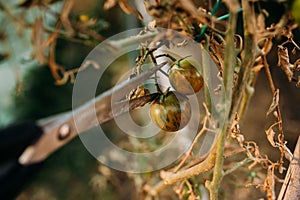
265, 126, 277, 147
277, 45, 293, 82
266, 89, 279, 116
293, 58, 300, 71
231, 113, 241, 139
104, 0, 117, 10
118, 0, 143, 20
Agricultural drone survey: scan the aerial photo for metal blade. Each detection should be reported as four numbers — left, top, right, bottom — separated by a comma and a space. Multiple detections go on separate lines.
19, 62, 166, 165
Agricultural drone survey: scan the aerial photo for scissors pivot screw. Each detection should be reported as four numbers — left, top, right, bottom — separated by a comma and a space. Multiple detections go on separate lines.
58, 124, 71, 140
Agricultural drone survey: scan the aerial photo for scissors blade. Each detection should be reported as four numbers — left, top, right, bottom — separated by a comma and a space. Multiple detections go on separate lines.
19, 62, 166, 165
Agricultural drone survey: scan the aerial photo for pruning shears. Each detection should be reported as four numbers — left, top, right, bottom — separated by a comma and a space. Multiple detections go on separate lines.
18, 61, 166, 166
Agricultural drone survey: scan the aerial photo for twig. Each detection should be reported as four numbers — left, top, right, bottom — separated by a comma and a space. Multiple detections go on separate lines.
146, 140, 218, 196
174, 104, 215, 172
262, 54, 286, 169
107, 30, 159, 50
223, 158, 252, 176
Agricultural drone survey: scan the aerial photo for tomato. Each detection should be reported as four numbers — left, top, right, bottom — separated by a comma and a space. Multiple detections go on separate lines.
169, 59, 204, 95
150, 91, 191, 132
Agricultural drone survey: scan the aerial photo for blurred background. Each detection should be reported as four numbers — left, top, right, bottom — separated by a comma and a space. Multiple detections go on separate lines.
0, 0, 299, 199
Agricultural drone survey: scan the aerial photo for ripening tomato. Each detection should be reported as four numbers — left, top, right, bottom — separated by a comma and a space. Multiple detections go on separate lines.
169, 59, 204, 95
150, 91, 191, 132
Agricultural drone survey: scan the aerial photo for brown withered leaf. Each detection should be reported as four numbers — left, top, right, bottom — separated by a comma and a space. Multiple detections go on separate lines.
292, 58, 300, 71
178, 0, 208, 25
104, 0, 117, 10
261, 38, 273, 55
265, 126, 277, 147
257, 13, 266, 33
277, 45, 293, 82
266, 89, 279, 116
118, 0, 143, 20
31, 17, 47, 64
297, 76, 300, 88
252, 64, 264, 73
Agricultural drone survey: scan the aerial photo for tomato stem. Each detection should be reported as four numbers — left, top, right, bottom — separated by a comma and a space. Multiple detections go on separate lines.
155, 54, 177, 62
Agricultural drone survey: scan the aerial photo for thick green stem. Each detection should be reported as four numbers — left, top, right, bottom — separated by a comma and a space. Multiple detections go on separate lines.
206, 3, 239, 199
231, 0, 257, 117
205, 125, 227, 199
201, 36, 213, 113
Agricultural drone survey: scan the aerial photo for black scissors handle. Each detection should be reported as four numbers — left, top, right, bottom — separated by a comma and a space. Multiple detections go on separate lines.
0, 121, 44, 200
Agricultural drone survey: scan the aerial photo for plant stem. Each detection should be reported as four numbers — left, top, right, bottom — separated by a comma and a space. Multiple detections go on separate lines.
155, 54, 177, 62
223, 158, 252, 176
108, 31, 159, 50
201, 37, 213, 114
231, 0, 257, 117
206, 2, 239, 199
205, 125, 227, 199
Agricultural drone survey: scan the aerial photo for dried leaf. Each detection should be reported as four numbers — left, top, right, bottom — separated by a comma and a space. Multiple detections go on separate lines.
104, 0, 118, 10
237, 134, 245, 147
273, 110, 278, 118
266, 89, 279, 116
278, 164, 286, 174
297, 76, 300, 88
31, 17, 47, 64
118, 0, 143, 20
231, 113, 240, 139
261, 38, 273, 55
252, 64, 264, 73
277, 45, 293, 82
178, 0, 208, 25
292, 58, 300, 71
265, 127, 277, 147
257, 13, 266, 32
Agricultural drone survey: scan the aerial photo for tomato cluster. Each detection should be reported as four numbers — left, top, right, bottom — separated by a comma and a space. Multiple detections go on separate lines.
150, 58, 203, 132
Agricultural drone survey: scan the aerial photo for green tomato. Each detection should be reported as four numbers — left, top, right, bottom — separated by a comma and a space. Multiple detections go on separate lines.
150, 91, 191, 132
169, 59, 204, 95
